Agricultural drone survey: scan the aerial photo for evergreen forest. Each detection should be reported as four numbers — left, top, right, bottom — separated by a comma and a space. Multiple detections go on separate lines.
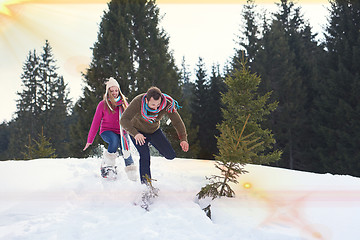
1, 0, 360, 177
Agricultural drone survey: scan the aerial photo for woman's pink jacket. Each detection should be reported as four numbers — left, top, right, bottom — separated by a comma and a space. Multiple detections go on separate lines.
87, 100, 120, 144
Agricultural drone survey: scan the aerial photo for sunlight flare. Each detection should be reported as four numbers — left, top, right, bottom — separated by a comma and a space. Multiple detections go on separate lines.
0, 0, 14, 16
243, 182, 252, 189
0, 0, 108, 17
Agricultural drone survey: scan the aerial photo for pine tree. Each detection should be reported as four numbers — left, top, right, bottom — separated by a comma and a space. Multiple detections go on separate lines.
258, 19, 307, 170
48, 76, 72, 155
8, 41, 71, 159
38, 40, 59, 112
232, 0, 260, 70
197, 61, 280, 201
312, 0, 360, 176
271, 0, 321, 171
8, 50, 41, 159
17, 50, 41, 138
70, 0, 180, 157
23, 128, 57, 160
38, 41, 71, 156
236, 0, 322, 171
220, 61, 281, 164
176, 57, 200, 158
131, 1, 180, 96
190, 57, 211, 159
206, 64, 226, 158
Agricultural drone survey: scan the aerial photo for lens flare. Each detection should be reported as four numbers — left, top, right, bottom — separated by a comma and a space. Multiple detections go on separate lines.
0, 0, 108, 18
0, 1, 11, 16
243, 182, 252, 189
236, 170, 332, 240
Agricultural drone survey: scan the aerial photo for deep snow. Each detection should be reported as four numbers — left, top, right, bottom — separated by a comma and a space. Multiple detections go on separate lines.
0, 155, 359, 240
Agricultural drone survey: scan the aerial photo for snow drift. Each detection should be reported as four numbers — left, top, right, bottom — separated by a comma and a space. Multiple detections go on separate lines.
0, 156, 359, 240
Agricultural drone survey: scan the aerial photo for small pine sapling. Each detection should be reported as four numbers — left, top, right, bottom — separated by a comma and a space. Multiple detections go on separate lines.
197, 114, 263, 200
23, 128, 57, 160
197, 61, 281, 218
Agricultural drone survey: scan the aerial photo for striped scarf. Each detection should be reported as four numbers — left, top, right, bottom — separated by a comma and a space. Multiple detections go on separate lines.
115, 96, 130, 151
141, 93, 181, 123
114, 96, 129, 109
106, 96, 130, 151
119, 108, 130, 151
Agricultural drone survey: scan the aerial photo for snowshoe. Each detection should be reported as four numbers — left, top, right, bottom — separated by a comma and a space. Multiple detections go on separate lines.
101, 151, 118, 180
133, 175, 159, 211
101, 166, 118, 180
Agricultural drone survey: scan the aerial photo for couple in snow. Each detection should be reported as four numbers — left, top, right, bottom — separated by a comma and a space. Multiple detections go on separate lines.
83, 77, 189, 183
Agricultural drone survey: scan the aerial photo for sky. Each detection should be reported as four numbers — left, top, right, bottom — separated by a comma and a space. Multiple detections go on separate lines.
0, 0, 330, 122
0, 156, 359, 239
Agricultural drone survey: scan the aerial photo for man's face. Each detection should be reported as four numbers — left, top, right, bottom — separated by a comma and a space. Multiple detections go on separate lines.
146, 97, 161, 110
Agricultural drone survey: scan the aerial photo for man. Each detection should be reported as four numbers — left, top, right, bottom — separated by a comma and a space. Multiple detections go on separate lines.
120, 86, 189, 183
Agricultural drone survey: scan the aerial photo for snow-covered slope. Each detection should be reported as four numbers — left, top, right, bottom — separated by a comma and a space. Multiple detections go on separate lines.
0, 156, 359, 240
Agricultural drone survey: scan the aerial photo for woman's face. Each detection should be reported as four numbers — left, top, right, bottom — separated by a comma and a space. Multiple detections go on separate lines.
109, 86, 119, 98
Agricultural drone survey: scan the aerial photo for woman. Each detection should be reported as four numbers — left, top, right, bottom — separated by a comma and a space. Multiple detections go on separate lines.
83, 77, 136, 180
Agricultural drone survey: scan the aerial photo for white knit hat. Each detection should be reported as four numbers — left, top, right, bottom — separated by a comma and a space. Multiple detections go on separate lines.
104, 77, 125, 111
105, 77, 120, 93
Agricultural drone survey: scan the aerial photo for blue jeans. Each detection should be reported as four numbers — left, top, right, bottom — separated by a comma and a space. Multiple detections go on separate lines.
100, 131, 134, 166
130, 129, 176, 183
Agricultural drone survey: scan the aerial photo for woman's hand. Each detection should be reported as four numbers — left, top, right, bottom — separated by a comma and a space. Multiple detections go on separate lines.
134, 133, 146, 146
180, 141, 189, 152
83, 142, 92, 151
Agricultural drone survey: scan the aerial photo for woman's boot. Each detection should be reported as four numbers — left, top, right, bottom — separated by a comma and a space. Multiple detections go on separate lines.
101, 151, 118, 179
